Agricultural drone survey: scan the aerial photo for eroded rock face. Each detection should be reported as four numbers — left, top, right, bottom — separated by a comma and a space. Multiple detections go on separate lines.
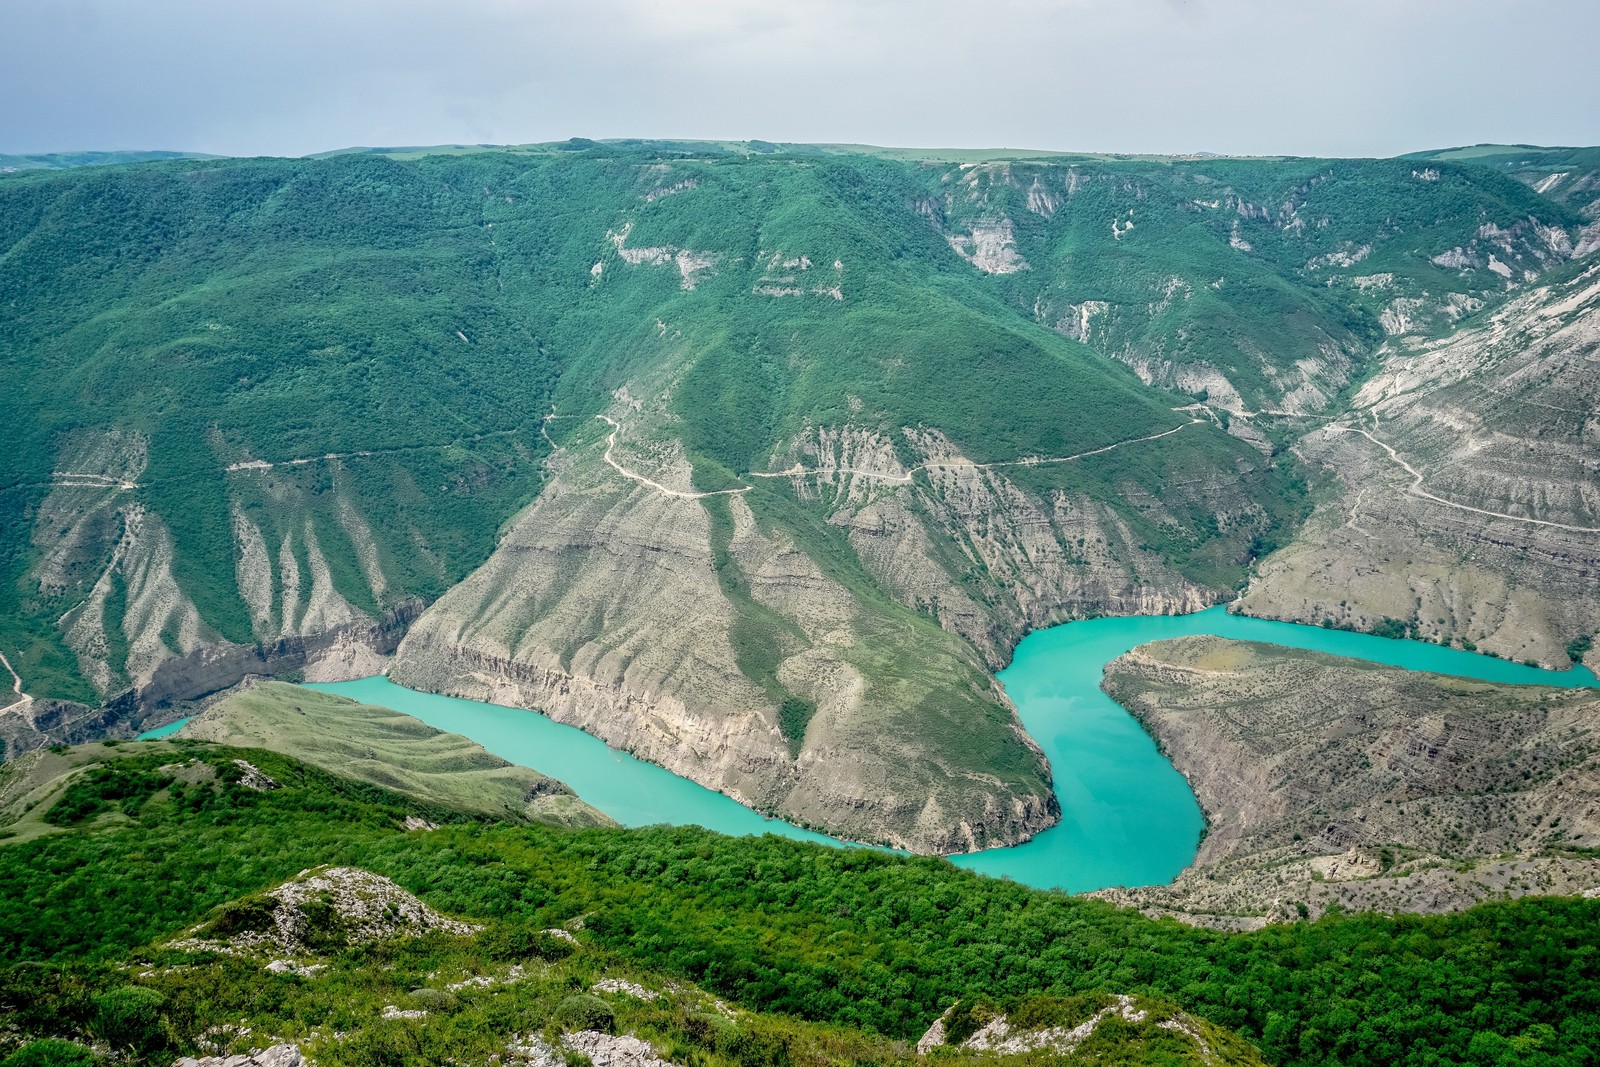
1097, 636, 1600, 924
780, 425, 1223, 669
0, 601, 423, 759
16, 426, 422, 747
392, 406, 1060, 854
1242, 265, 1600, 667
389, 327, 1289, 854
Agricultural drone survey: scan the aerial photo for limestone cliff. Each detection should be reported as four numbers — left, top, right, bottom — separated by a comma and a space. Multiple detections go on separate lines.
1097, 636, 1600, 926
390, 402, 1062, 854
1241, 264, 1600, 668
763, 424, 1227, 670
6, 428, 427, 755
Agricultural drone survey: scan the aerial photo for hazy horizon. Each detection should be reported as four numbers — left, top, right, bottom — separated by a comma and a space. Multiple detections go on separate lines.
4, 0, 1598, 160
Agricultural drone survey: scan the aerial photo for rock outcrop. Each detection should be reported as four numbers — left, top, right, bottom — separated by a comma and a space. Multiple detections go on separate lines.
174, 1047, 304, 1067
769, 424, 1228, 669
1097, 636, 1600, 925
392, 400, 1061, 854
914, 993, 1263, 1064
177, 866, 480, 957
563, 1031, 674, 1067
1242, 265, 1600, 668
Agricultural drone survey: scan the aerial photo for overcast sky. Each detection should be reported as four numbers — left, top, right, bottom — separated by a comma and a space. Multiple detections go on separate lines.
4, 0, 1596, 159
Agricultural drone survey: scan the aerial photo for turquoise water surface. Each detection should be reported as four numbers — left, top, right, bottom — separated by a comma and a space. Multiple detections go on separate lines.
950, 607, 1596, 890
306, 677, 845, 851
265, 607, 1591, 892
136, 718, 190, 739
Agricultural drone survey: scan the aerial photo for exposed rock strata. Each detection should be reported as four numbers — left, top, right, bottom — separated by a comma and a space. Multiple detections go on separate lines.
142, 600, 422, 708
1096, 636, 1600, 925
21, 428, 417, 747
390, 335, 1291, 853
1242, 265, 1600, 667
392, 407, 1063, 854
0, 603, 420, 759
767, 424, 1223, 668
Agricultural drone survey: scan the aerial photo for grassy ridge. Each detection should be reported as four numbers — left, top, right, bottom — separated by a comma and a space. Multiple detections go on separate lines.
0, 745, 1255, 1064
177, 682, 615, 828
1, 744, 1596, 1066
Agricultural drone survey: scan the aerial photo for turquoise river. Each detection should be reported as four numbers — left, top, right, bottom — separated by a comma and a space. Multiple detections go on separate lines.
151, 607, 1597, 893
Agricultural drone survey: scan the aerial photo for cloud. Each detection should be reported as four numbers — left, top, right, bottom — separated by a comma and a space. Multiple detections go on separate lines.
1, 0, 1597, 157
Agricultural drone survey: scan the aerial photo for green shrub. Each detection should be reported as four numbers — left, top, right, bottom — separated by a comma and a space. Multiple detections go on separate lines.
202, 895, 279, 938
942, 997, 1002, 1046
553, 993, 614, 1033
292, 895, 349, 951
1008, 993, 1104, 1032
0, 1040, 94, 1067
45, 767, 175, 826
407, 987, 457, 1010
91, 985, 167, 1054
479, 924, 576, 963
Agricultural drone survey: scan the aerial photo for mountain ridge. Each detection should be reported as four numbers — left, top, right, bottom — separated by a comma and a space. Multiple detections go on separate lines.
2, 142, 1596, 851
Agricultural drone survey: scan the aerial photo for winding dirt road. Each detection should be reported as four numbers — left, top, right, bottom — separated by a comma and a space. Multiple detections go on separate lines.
0, 650, 32, 714
1329, 426, 1600, 534
594, 415, 751, 500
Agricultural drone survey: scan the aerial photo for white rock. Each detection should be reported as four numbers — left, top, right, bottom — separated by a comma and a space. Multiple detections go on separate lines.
173, 1045, 303, 1067
591, 978, 658, 1001
562, 1031, 673, 1067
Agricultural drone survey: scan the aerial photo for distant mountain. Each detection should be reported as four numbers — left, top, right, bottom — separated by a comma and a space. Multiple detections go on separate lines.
0, 150, 214, 173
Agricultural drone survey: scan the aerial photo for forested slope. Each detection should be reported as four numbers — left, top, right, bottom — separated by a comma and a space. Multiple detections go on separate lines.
3, 739, 1598, 1066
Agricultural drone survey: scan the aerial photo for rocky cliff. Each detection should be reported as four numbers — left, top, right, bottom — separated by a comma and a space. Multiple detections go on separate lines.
391, 392, 1066, 854
1097, 636, 1600, 926
4, 424, 438, 754
1242, 264, 1600, 667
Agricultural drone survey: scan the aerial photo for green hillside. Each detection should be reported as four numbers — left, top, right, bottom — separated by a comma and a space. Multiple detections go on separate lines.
3, 146, 1577, 696
2, 143, 1594, 850
1, 740, 1596, 1065
0, 149, 1253, 697
1407, 145, 1600, 217
177, 681, 614, 828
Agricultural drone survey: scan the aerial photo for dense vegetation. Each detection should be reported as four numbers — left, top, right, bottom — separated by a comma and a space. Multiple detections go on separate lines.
2, 742, 1596, 1066
3, 142, 1581, 704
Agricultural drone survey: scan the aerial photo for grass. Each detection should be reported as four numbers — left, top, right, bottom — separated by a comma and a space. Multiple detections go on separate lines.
1, 742, 1598, 1065
176, 682, 615, 829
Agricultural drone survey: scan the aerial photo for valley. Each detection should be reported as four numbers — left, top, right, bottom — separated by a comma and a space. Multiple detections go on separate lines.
8, 0, 1600, 1053
138, 608, 1587, 897
2, 138, 1598, 869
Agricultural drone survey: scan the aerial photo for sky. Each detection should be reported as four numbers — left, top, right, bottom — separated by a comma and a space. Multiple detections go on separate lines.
3, 0, 1597, 159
